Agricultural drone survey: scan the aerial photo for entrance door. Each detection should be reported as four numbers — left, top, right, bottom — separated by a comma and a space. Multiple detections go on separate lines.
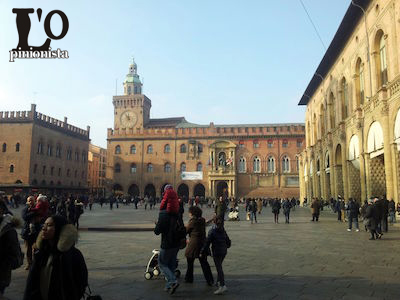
216, 181, 228, 198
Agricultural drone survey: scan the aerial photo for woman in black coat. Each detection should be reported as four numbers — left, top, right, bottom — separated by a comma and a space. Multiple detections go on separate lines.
23, 215, 88, 300
272, 199, 281, 224
184, 206, 214, 285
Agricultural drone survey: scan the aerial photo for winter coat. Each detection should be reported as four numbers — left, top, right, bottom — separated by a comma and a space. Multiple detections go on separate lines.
160, 189, 179, 214
215, 200, 227, 218
311, 199, 320, 214
154, 210, 181, 249
249, 201, 257, 213
347, 201, 360, 218
21, 206, 38, 241
364, 204, 378, 230
23, 224, 88, 300
272, 200, 281, 214
185, 217, 206, 259
282, 200, 291, 214
203, 225, 231, 258
31, 200, 49, 222
0, 214, 22, 291
374, 200, 383, 221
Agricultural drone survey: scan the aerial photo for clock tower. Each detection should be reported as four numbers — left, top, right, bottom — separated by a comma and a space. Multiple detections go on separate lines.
113, 58, 151, 130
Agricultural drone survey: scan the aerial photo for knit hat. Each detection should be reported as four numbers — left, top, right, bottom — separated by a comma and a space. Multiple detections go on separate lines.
164, 184, 173, 192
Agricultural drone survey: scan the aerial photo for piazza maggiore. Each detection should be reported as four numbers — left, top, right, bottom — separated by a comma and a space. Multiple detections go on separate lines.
106, 59, 305, 199
299, 0, 400, 204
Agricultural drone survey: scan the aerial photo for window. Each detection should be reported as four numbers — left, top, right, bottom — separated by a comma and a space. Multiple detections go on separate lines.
115, 145, 121, 154
164, 144, 171, 153
115, 163, 121, 173
75, 151, 79, 161
239, 141, 244, 149
130, 145, 136, 154
196, 163, 202, 171
267, 140, 273, 148
341, 77, 348, 120
282, 156, 290, 173
82, 151, 86, 163
357, 58, 365, 106
67, 149, 72, 160
9, 165, 14, 173
297, 140, 303, 148
67, 169, 70, 177
37, 142, 42, 154
147, 163, 153, 173
198, 143, 203, 153
130, 163, 137, 174
127, 86, 131, 95
239, 156, 246, 173
47, 145, 53, 156
58, 168, 61, 176
51, 166, 54, 176
268, 156, 275, 173
253, 156, 261, 173
56, 145, 61, 158
147, 145, 153, 154
253, 140, 259, 148
74, 170, 77, 178
134, 86, 138, 94
282, 140, 288, 148
180, 144, 186, 153
379, 34, 388, 85
33, 164, 37, 174
42, 165, 46, 175
164, 163, 171, 173
180, 162, 186, 172
15, 143, 20, 152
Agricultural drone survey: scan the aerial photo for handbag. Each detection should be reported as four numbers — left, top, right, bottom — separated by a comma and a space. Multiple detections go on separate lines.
84, 285, 102, 300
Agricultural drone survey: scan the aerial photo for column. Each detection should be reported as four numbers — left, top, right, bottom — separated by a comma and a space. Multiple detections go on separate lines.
382, 116, 394, 200
391, 144, 399, 203
359, 153, 367, 201
232, 179, 236, 197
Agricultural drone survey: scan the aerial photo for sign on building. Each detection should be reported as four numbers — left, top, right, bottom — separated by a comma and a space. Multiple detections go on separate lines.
181, 171, 203, 180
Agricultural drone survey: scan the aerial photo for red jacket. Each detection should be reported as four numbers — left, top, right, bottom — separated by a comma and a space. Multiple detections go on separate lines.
160, 189, 179, 214
32, 200, 49, 220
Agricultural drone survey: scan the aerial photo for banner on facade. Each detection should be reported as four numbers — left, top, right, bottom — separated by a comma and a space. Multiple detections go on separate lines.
181, 171, 203, 180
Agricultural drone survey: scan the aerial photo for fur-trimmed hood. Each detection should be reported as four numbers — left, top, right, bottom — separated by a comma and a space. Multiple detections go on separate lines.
0, 214, 22, 235
36, 224, 78, 252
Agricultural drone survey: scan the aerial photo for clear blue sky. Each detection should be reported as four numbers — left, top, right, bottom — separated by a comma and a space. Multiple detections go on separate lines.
0, 0, 350, 148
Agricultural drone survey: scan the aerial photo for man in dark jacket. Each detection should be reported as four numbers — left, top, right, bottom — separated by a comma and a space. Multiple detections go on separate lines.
365, 198, 379, 240
346, 198, 360, 231
215, 196, 227, 222
381, 196, 389, 232
154, 209, 181, 294
0, 199, 22, 297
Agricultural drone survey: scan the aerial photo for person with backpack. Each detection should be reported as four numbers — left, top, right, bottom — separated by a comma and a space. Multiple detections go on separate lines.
23, 215, 88, 300
154, 185, 183, 295
201, 216, 231, 295
0, 199, 23, 298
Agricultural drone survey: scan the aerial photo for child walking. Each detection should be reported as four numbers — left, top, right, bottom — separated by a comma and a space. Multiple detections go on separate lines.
201, 216, 231, 295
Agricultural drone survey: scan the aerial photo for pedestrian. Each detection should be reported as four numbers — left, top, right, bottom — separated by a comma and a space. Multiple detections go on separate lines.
311, 198, 321, 222
272, 199, 281, 223
21, 196, 40, 270
160, 185, 179, 214
365, 198, 379, 240
336, 199, 342, 221
282, 198, 292, 224
257, 198, 262, 214
154, 201, 181, 294
89, 195, 94, 211
184, 206, 214, 285
144, 195, 149, 210
248, 199, 257, 224
215, 196, 227, 222
74, 199, 84, 229
201, 216, 231, 295
32, 194, 49, 224
346, 198, 360, 232
388, 199, 396, 224
381, 196, 389, 232
23, 215, 88, 300
0, 199, 23, 298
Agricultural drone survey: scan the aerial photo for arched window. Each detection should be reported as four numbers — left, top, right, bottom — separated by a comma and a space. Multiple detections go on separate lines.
147, 145, 153, 154
74, 170, 78, 178
128, 86, 131, 95
379, 33, 388, 85
341, 77, 348, 120
238, 156, 246, 173
282, 155, 290, 173
67, 169, 70, 177
115, 145, 121, 154
147, 163, 153, 173
296, 156, 299, 172
134, 86, 138, 94
253, 156, 261, 173
253, 140, 259, 148
130, 163, 137, 174
320, 105, 325, 136
267, 140, 273, 148
282, 139, 288, 148
164, 163, 171, 173
9, 165, 14, 173
196, 163, 202, 171
15, 143, 20, 152
2, 143, 6, 152
164, 144, 171, 153
268, 156, 275, 173
56, 145, 61, 158
180, 162, 186, 172
115, 163, 121, 173
356, 58, 365, 106
198, 143, 203, 153
130, 145, 136, 154
37, 142, 43, 154
180, 144, 186, 153
47, 145, 53, 156
329, 92, 336, 129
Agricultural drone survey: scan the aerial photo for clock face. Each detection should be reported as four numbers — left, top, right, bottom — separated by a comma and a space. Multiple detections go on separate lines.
120, 111, 137, 128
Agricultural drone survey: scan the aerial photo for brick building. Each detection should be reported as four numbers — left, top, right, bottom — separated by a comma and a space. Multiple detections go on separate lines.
88, 143, 107, 196
107, 59, 305, 199
0, 104, 90, 195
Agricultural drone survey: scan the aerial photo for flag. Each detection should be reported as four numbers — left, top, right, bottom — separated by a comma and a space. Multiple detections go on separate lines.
226, 157, 233, 165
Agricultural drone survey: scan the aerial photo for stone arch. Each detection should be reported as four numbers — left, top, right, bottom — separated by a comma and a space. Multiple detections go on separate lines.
177, 183, 189, 199
373, 29, 388, 87
324, 151, 332, 199
348, 134, 361, 201
113, 183, 123, 193
194, 183, 205, 197
355, 57, 365, 106
128, 184, 139, 197
367, 121, 386, 197
144, 184, 156, 198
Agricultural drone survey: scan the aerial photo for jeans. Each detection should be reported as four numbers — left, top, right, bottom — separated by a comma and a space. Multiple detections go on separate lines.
213, 255, 226, 286
389, 211, 396, 223
251, 211, 257, 223
158, 248, 179, 288
312, 213, 319, 221
185, 256, 214, 284
284, 212, 290, 223
348, 216, 359, 230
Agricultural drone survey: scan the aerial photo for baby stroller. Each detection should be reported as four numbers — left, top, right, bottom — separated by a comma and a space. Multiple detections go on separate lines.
144, 249, 181, 280
228, 206, 240, 221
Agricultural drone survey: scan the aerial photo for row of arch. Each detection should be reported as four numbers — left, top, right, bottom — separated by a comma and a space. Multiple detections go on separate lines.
113, 183, 206, 199
114, 162, 203, 173
238, 155, 298, 174
36, 140, 87, 162
1, 143, 20, 153
115, 143, 203, 155
307, 29, 390, 146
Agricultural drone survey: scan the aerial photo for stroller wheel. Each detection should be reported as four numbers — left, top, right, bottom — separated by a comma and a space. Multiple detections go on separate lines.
144, 271, 153, 280
174, 269, 181, 278
153, 268, 160, 276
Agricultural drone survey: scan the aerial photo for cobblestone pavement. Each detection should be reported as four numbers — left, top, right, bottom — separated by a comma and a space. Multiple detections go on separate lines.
4, 204, 400, 300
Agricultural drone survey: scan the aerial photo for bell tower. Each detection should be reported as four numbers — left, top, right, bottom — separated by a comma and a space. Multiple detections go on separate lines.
112, 58, 151, 130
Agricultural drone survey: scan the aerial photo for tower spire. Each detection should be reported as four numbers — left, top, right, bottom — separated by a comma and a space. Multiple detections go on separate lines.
123, 56, 142, 95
